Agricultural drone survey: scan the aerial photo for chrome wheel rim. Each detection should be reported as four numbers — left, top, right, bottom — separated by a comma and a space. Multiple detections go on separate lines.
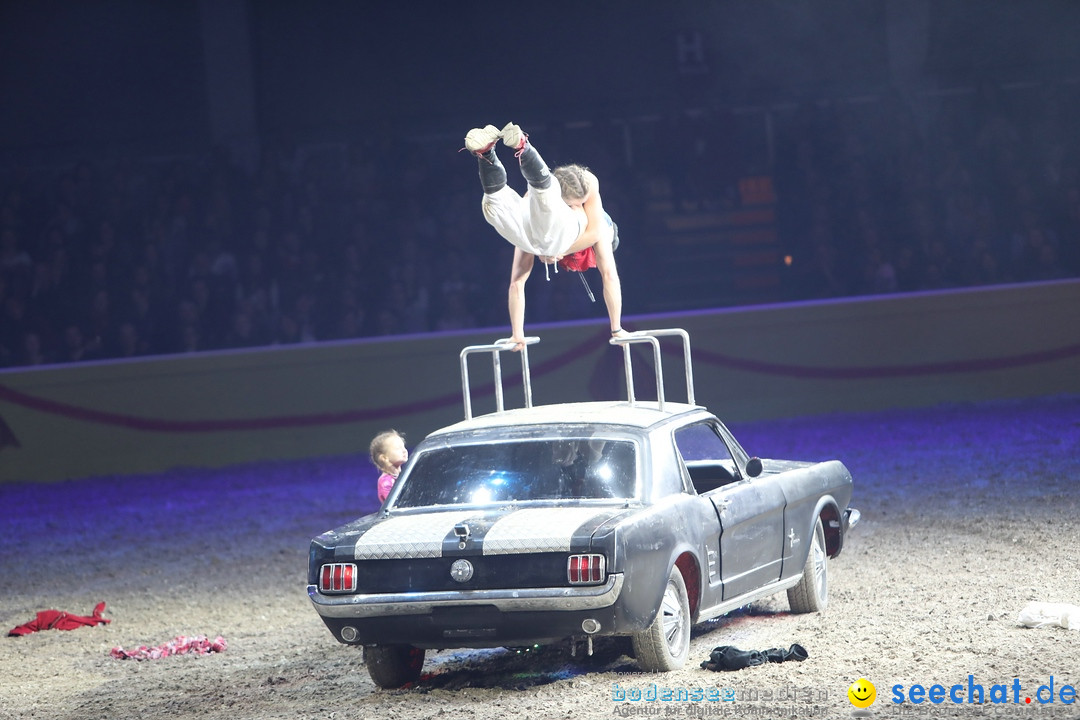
812, 523, 828, 606
660, 580, 685, 655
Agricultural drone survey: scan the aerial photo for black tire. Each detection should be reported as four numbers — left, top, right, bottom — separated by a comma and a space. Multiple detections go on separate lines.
363, 644, 425, 689
631, 566, 691, 671
787, 517, 828, 613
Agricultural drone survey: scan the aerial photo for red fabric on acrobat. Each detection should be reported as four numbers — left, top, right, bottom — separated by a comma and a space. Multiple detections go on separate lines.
558, 247, 596, 272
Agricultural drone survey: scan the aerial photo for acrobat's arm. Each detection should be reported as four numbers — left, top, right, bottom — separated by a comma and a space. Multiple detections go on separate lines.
508, 247, 534, 350
593, 227, 624, 336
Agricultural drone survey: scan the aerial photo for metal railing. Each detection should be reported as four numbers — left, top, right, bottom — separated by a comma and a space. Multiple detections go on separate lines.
458, 337, 540, 420
609, 329, 696, 411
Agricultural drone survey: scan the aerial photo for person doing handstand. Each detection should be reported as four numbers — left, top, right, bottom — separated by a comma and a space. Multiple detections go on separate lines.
464, 123, 627, 349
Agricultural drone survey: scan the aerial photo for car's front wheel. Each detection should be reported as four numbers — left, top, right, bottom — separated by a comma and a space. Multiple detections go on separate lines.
787, 517, 828, 613
363, 644, 425, 688
632, 566, 691, 671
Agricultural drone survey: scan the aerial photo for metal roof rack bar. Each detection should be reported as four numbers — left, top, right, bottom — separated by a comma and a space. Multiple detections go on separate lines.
459, 337, 540, 420
609, 328, 695, 411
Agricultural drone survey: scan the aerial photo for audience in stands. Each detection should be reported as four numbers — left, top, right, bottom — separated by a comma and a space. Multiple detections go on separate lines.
0, 80, 1077, 368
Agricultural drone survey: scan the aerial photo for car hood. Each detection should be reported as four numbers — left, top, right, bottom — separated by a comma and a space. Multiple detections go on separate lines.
324, 505, 633, 560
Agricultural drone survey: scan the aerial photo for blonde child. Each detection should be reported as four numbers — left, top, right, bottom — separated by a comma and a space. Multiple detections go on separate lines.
369, 429, 408, 503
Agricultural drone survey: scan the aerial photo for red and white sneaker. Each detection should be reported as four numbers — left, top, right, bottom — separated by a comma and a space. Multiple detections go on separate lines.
464, 125, 502, 155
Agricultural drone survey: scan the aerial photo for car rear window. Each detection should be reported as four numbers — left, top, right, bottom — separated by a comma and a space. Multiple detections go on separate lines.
393, 438, 638, 507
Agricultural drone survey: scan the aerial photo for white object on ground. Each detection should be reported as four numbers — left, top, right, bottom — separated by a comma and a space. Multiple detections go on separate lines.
1017, 602, 1080, 630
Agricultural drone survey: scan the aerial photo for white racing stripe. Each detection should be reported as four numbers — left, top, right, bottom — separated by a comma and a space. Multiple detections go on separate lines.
353, 511, 476, 560
482, 507, 604, 555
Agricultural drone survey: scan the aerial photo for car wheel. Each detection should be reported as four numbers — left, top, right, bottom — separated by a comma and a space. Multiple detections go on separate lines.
631, 566, 690, 671
363, 644, 425, 689
787, 517, 828, 613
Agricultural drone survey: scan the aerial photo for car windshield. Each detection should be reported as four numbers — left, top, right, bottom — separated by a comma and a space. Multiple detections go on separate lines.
393, 437, 638, 507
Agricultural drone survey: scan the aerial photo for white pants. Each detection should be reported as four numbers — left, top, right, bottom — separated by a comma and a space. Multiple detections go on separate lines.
481, 183, 586, 258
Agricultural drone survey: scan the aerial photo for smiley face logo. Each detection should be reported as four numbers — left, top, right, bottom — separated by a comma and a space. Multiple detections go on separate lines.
848, 678, 876, 708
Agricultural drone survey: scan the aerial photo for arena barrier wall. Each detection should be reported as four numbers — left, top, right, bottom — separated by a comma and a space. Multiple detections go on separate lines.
1, 279, 1077, 484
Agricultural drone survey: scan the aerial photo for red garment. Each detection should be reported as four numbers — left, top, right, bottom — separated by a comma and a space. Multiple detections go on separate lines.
558, 247, 596, 272
8, 601, 110, 636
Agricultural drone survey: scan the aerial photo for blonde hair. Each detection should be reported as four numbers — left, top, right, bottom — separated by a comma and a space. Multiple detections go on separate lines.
552, 164, 591, 203
369, 429, 404, 474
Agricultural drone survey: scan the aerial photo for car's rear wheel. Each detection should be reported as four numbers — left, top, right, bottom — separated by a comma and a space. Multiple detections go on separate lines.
632, 566, 690, 671
787, 517, 828, 613
363, 644, 425, 688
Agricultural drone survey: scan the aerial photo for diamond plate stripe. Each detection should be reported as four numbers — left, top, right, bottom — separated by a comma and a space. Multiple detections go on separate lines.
353, 511, 476, 560
482, 507, 602, 555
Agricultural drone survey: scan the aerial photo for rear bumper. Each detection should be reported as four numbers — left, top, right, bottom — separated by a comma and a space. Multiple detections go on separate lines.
308, 573, 625, 619
308, 574, 631, 648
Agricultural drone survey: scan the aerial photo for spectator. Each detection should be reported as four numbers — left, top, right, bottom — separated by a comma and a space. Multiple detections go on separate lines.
114, 321, 146, 359
1010, 209, 1060, 281
60, 324, 102, 364
19, 332, 49, 366
223, 306, 271, 349
0, 228, 32, 276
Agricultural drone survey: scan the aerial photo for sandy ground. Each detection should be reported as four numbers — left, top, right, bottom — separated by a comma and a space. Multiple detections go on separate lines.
1, 395, 1078, 720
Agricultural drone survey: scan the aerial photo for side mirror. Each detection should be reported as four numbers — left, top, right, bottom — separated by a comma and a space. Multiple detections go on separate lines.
745, 457, 763, 478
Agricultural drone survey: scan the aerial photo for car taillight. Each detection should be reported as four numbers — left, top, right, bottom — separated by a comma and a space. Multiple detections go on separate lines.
320, 563, 357, 593
567, 554, 606, 585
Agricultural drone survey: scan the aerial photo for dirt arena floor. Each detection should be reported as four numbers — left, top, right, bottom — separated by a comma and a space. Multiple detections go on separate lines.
2, 394, 1078, 720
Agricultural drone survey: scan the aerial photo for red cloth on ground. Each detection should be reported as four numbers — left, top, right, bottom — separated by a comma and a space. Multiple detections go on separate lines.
558, 247, 596, 272
8, 601, 110, 636
110, 634, 227, 660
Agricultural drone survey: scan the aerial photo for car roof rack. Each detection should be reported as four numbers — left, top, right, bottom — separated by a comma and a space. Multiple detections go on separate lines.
459, 337, 540, 420
610, 328, 696, 411
458, 328, 696, 419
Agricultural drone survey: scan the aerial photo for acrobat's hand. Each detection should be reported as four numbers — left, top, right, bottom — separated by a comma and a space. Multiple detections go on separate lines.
507, 334, 527, 352
611, 328, 630, 340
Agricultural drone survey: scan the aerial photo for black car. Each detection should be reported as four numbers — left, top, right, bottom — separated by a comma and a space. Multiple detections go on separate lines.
308, 329, 859, 688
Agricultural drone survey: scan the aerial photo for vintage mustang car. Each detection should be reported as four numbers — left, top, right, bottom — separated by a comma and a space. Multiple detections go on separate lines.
308, 329, 859, 688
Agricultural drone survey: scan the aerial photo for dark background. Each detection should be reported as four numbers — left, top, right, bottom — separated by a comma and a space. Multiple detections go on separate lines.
1, 1, 1079, 367
4, 1, 1079, 154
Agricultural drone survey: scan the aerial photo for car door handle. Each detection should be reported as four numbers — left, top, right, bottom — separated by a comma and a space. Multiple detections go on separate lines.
715, 499, 731, 514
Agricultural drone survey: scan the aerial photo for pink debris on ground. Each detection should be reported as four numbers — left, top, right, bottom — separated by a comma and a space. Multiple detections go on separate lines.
110, 635, 227, 660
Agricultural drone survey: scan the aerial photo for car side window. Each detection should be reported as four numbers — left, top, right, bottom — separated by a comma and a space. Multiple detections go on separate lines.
674, 422, 740, 494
